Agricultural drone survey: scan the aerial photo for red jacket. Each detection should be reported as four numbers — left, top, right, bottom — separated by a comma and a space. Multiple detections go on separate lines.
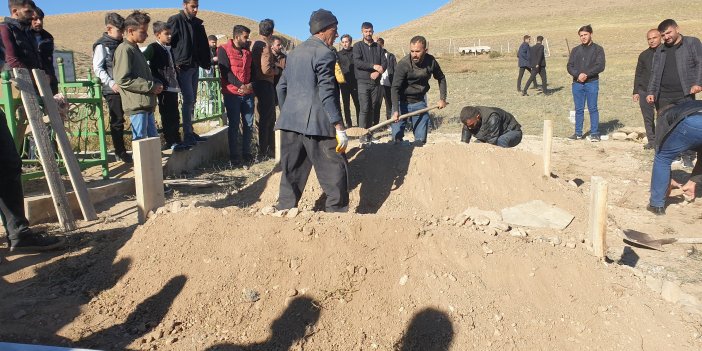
218, 40, 252, 96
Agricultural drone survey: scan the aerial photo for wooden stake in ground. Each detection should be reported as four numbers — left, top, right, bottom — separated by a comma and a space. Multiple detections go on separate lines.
542, 120, 553, 178
33, 69, 97, 222
133, 137, 165, 224
13, 68, 76, 232
275, 129, 281, 164
588, 176, 608, 258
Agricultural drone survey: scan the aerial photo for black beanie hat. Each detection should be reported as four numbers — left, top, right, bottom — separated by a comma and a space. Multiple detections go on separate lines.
309, 9, 338, 35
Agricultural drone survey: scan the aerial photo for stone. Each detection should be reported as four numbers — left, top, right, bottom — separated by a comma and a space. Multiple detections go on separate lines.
501, 200, 575, 229
611, 132, 628, 141
627, 132, 639, 140
483, 228, 498, 236
482, 244, 494, 255
550, 236, 562, 246
189, 200, 203, 208
286, 208, 300, 218
242, 289, 261, 303
510, 228, 528, 237
461, 207, 502, 222
170, 201, 183, 213
272, 209, 289, 218
474, 215, 491, 226
358, 266, 368, 275
661, 281, 683, 303
645, 275, 663, 294
489, 221, 511, 232
261, 206, 276, 215
399, 274, 409, 286
454, 213, 470, 226
447, 273, 457, 282
287, 289, 298, 297
566, 242, 577, 249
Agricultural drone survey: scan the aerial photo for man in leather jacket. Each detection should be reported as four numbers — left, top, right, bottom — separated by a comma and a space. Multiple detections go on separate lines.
460, 105, 522, 148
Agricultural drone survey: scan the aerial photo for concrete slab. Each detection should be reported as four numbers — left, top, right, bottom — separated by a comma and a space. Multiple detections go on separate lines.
25, 178, 135, 225
501, 200, 574, 230
163, 126, 229, 176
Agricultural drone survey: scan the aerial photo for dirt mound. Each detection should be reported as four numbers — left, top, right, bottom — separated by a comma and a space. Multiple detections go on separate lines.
2, 140, 701, 350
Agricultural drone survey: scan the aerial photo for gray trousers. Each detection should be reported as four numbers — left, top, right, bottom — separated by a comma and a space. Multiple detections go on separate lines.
638, 90, 656, 143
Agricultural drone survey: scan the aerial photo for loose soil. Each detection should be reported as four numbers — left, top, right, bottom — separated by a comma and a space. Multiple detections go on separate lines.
1, 135, 701, 350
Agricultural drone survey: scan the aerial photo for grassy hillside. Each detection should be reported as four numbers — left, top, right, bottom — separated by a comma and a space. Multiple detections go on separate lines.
44, 9, 293, 78
379, 0, 702, 137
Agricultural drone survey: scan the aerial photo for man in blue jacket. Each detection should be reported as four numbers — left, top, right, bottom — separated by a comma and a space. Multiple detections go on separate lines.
517, 35, 532, 92
275, 9, 349, 213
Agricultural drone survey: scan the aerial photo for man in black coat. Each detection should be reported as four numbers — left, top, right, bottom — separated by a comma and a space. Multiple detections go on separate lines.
30, 6, 58, 94
275, 9, 349, 213
167, 0, 211, 146
337, 34, 359, 127
352, 22, 386, 145
522, 35, 547, 96
633, 29, 661, 149
460, 105, 522, 148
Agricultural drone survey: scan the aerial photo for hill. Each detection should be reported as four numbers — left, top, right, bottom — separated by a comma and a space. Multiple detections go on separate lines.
44, 9, 292, 78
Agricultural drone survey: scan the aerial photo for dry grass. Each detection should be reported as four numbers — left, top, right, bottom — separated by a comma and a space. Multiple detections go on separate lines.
378, 0, 702, 137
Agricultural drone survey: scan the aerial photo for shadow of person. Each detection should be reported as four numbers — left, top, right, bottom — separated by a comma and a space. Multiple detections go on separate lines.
205, 296, 321, 351
212, 163, 282, 209
394, 308, 454, 351
78, 275, 188, 349
348, 143, 414, 214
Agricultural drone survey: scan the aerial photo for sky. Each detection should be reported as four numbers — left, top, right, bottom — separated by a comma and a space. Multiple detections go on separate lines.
37, 1, 448, 41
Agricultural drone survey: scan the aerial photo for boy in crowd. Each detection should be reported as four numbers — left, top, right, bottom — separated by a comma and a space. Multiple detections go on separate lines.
93, 13, 132, 162
113, 10, 162, 141
218, 25, 255, 166
144, 21, 188, 151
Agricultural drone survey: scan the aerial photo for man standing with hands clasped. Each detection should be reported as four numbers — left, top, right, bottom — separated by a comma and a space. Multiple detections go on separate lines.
275, 9, 349, 213
353, 22, 386, 145
633, 29, 661, 150
567, 24, 605, 142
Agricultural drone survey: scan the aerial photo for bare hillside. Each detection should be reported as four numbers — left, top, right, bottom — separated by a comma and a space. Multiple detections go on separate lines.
44, 9, 288, 77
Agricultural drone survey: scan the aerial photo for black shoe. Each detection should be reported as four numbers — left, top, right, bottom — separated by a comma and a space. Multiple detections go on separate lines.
643, 143, 654, 150
243, 154, 255, 164
646, 205, 665, 215
589, 134, 601, 142
10, 231, 66, 252
116, 151, 133, 164
193, 133, 208, 142
568, 133, 584, 140
521, 91, 529, 96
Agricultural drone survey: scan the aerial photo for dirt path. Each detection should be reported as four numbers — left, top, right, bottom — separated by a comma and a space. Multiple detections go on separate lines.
1, 135, 700, 350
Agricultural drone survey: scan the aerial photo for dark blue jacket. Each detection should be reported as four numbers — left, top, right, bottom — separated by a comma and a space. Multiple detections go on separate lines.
518, 42, 530, 68
275, 36, 342, 137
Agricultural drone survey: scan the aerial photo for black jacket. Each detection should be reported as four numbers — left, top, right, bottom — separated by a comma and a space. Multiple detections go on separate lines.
461, 107, 521, 145
654, 100, 702, 183
352, 40, 387, 82
633, 47, 655, 94
34, 29, 57, 94
0, 17, 41, 70
143, 42, 176, 90
567, 42, 605, 82
337, 47, 355, 83
167, 11, 211, 69
391, 53, 447, 110
647, 35, 702, 99
530, 43, 546, 68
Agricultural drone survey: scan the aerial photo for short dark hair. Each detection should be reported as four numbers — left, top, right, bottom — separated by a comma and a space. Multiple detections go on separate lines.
537, 35, 544, 42
340, 34, 352, 42
361, 22, 373, 30
124, 10, 150, 31
182, 0, 197, 3
208, 34, 217, 41
377, 37, 384, 45
523, 35, 530, 41
459, 106, 480, 124
259, 18, 274, 36
152, 21, 170, 34
578, 24, 593, 34
105, 12, 125, 30
233, 24, 250, 38
658, 19, 678, 32
33, 6, 43, 19
270, 35, 282, 44
8, 0, 34, 12
410, 35, 427, 48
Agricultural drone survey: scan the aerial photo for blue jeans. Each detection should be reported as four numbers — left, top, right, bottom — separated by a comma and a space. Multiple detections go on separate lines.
177, 67, 199, 143
496, 130, 523, 148
391, 100, 429, 143
649, 114, 702, 207
224, 93, 255, 160
130, 112, 158, 140
572, 80, 600, 136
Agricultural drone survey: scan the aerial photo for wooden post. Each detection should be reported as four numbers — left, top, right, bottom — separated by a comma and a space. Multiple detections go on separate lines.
13, 68, 76, 232
133, 137, 165, 224
588, 176, 608, 258
33, 69, 97, 221
542, 120, 553, 178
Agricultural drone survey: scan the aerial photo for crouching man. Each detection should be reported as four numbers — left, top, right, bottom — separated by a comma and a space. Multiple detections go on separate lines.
459, 106, 523, 147
647, 100, 702, 215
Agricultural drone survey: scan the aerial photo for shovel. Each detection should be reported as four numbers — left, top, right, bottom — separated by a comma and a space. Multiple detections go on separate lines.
622, 229, 702, 251
345, 104, 443, 137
